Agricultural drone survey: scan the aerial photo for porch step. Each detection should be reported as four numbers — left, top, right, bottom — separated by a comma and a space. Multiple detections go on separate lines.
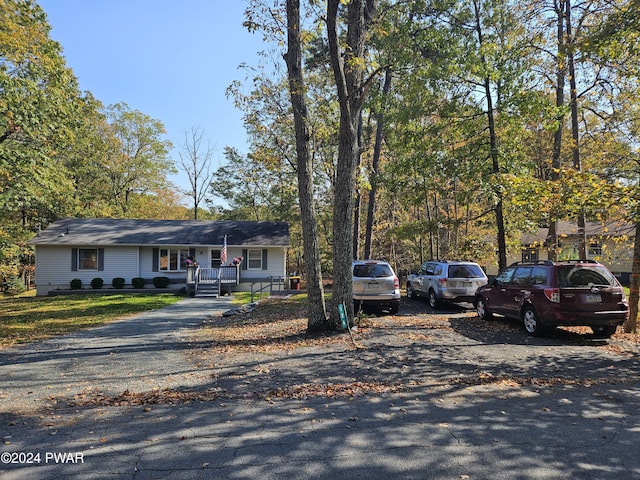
196, 283, 220, 297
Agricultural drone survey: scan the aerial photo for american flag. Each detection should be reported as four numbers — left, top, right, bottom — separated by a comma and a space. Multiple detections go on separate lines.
220, 235, 227, 264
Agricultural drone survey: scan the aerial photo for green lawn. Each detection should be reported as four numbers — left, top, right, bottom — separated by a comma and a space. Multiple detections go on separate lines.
0, 292, 183, 346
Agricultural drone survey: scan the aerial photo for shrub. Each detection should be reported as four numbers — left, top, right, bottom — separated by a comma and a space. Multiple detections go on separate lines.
3, 275, 26, 295
91, 277, 104, 289
131, 277, 145, 289
112, 277, 125, 289
152, 276, 170, 288
70, 278, 82, 289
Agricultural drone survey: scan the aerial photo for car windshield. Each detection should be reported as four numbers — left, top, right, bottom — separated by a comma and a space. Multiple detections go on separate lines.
448, 264, 485, 278
354, 264, 393, 278
557, 265, 618, 287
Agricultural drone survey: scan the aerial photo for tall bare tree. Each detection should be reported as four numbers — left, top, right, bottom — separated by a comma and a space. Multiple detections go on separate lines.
284, 0, 329, 331
177, 126, 215, 220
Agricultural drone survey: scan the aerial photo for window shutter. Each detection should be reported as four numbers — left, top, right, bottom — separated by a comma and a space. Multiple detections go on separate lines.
98, 248, 105, 271
152, 248, 159, 272
262, 249, 268, 270
71, 248, 78, 271
189, 247, 195, 259
241, 249, 247, 270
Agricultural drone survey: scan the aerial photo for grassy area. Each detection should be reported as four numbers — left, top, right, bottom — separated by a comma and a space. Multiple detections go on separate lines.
0, 293, 183, 347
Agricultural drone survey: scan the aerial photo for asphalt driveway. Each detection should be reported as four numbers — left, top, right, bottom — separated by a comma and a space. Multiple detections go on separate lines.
1, 295, 639, 480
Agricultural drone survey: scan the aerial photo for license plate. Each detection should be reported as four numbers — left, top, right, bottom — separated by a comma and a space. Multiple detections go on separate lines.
366, 282, 379, 290
585, 294, 601, 303
462, 282, 472, 287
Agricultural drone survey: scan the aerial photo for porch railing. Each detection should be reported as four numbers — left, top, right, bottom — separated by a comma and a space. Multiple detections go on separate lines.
186, 265, 240, 297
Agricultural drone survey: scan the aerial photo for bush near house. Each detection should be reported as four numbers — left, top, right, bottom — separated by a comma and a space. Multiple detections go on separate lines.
131, 277, 145, 289
112, 277, 125, 289
91, 278, 104, 289
70, 278, 82, 289
153, 276, 170, 288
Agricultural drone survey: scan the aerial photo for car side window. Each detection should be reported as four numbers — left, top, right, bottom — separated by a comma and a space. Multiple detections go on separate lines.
512, 267, 532, 286
530, 266, 548, 285
425, 263, 435, 275
495, 268, 515, 285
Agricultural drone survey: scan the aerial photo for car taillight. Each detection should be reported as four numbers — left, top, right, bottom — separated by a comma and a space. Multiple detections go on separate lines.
544, 288, 560, 303
394, 277, 399, 289
439, 278, 447, 286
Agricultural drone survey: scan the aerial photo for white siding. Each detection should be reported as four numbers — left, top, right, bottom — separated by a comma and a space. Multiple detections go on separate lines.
35, 244, 288, 295
234, 248, 287, 292
35, 246, 140, 295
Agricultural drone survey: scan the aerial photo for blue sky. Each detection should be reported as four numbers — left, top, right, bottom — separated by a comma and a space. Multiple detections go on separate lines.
38, 0, 270, 194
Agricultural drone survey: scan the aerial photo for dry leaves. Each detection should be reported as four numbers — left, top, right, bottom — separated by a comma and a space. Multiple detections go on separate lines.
65, 381, 402, 407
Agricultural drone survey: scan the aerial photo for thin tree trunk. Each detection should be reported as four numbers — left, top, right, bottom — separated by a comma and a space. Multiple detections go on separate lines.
285, 0, 328, 332
472, 0, 507, 270
364, 68, 392, 260
566, 0, 587, 258
625, 222, 640, 333
547, 0, 567, 261
353, 112, 364, 260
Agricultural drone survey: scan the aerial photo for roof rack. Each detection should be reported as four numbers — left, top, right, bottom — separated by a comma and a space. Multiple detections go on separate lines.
509, 259, 600, 267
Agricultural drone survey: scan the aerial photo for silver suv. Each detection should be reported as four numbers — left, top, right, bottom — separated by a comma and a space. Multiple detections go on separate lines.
353, 260, 400, 314
407, 260, 488, 309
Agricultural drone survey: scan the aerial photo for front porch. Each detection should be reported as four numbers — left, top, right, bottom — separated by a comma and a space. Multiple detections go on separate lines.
186, 265, 240, 297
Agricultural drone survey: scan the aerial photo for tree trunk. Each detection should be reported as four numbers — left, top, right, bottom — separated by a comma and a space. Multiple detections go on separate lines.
625, 222, 640, 333
364, 67, 392, 260
566, 0, 587, 259
284, 0, 328, 332
327, 0, 375, 325
472, 1, 507, 271
353, 112, 364, 260
547, 1, 566, 261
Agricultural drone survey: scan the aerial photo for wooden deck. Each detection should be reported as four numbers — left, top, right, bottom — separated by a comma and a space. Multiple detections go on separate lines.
186, 265, 239, 297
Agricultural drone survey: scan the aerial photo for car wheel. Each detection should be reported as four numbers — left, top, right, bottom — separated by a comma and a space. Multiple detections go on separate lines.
522, 306, 543, 336
428, 289, 439, 309
591, 325, 617, 339
353, 300, 361, 314
476, 297, 493, 320
406, 283, 417, 299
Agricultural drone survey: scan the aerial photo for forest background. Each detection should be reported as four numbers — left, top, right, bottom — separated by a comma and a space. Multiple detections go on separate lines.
1, 0, 640, 328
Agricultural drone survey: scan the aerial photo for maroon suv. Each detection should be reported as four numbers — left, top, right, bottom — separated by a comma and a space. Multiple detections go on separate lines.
475, 260, 628, 338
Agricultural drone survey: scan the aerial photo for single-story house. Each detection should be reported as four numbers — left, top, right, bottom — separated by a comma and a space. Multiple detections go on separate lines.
497, 220, 634, 283
29, 218, 291, 296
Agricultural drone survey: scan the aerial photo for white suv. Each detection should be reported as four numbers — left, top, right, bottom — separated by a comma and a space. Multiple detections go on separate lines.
352, 260, 400, 314
407, 260, 488, 309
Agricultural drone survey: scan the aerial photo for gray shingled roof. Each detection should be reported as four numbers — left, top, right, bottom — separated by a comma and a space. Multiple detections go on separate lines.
29, 218, 290, 247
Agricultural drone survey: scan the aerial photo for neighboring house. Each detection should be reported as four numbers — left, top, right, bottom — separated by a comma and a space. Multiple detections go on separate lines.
29, 218, 291, 296
497, 220, 634, 283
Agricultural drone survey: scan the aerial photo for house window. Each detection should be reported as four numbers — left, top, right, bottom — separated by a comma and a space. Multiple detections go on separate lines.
211, 249, 221, 268
247, 249, 262, 269
522, 248, 539, 262
78, 248, 98, 270
589, 240, 602, 256
159, 248, 189, 271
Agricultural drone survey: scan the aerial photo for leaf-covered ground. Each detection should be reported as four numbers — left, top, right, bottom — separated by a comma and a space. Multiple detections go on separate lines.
63, 296, 640, 408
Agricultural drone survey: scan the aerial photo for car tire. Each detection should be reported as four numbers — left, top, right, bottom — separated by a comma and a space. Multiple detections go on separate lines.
591, 325, 617, 339
522, 306, 543, 336
476, 297, 493, 320
428, 289, 439, 309
406, 283, 417, 299
353, 300, 361, 314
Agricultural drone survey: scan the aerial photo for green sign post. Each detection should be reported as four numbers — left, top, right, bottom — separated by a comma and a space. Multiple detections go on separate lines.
337, 303, 348, 330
